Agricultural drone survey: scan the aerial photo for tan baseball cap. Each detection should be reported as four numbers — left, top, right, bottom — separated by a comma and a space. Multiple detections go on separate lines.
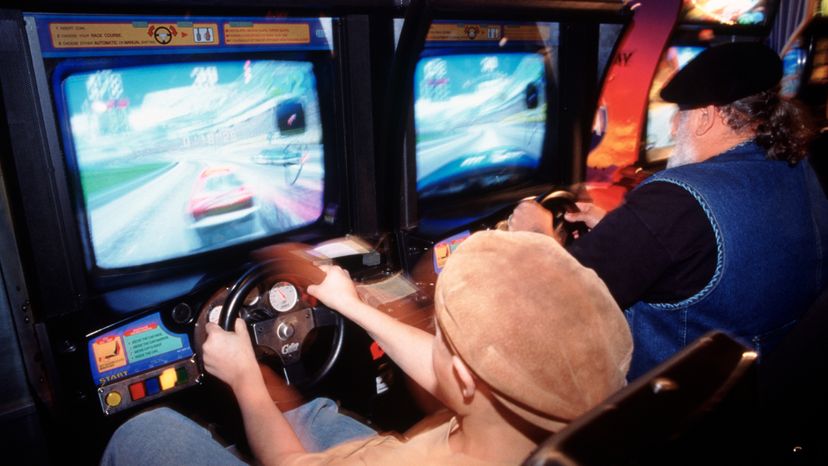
434, 230, 632, 431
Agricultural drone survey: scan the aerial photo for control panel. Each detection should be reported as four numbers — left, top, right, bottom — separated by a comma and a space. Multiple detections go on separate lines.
88, 311, 201, 415
97, 356, 201, 415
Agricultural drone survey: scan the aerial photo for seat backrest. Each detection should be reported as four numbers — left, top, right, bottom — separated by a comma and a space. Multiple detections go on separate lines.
522, 330, 758, 466
809, 130, 828, 196
758, 285, 828, 465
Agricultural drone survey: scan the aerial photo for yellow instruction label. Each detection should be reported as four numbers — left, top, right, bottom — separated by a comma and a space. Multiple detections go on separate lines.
92, 335, 127, 374
224, 23, 310, 45
49, 22, 219, 49
502, 24, 551, 42
426, 23, 501, 42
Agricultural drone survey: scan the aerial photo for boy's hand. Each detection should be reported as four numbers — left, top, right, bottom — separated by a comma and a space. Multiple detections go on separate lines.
306, 264, 363, 317
203, 318, 259, 392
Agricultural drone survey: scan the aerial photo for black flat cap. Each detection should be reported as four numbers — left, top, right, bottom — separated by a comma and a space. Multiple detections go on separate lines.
660, 42, 782, 109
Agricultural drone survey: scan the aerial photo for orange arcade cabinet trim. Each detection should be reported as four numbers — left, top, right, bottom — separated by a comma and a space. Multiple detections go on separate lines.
585, 0, 683, 211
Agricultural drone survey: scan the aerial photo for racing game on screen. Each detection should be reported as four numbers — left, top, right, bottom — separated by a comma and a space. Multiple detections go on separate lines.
681, 0, 770, 26
62, 60, 324, 269
645, 46, 705, 163
414, 52, 547, 199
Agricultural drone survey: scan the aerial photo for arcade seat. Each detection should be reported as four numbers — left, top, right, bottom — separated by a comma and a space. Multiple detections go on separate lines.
810, 129, 828, 196
521, 331, 759, 466
757, 285, 828, 466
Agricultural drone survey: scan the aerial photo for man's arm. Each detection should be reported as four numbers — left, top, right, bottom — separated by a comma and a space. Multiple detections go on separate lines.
509, 200, 606, 238
203, 319, 306, 465
566, 182, 715, 308
307, 265, 439, 398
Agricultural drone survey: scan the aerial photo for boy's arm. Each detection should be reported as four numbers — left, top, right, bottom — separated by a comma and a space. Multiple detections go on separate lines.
338, 300, 439, 396
203, 320, 306, 465
307, 265, 439, 397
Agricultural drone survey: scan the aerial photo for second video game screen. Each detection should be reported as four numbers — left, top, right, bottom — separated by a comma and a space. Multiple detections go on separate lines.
414, 52, 547, 199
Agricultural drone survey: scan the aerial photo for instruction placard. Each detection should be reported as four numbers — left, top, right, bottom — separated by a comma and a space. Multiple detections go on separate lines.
224, 22, 310, 45
123, 323, 184, 363
503, 24, 551, 42
49, 22, 219, 49
92, 335, 127, 374
427, 23, 501, 42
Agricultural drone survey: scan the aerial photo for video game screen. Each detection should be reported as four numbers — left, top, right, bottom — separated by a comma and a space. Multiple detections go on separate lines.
60, 59, 325, 269
781, 46, 807, 98
681, 0, 772, 27
414, 52, 547, 199
644, 45, 705, 163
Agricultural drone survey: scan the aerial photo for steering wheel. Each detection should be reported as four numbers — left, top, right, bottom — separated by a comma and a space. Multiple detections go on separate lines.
536, 190, 589, 245
499, 190, 588, 245
218, 259, 345, 388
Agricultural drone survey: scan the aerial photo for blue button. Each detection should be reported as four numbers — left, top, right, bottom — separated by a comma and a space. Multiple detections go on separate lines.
144, 377, 161, 396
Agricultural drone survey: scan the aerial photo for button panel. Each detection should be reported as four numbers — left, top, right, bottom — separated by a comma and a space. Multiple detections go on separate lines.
97, 356, 201, 416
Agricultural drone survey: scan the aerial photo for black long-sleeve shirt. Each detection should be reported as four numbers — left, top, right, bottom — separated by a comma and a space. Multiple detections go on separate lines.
567, 182, 717, 309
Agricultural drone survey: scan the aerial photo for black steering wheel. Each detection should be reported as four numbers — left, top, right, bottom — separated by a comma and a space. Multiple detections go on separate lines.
218, 259, 344, 388
500, 189, 588, 245
536, 190, 589, 245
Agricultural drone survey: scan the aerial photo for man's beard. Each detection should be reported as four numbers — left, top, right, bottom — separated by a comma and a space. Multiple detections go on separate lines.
667, 112, 697, 169
667, 141, 697, 169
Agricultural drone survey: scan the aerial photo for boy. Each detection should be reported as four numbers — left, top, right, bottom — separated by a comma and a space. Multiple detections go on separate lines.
102, 230, 632, 465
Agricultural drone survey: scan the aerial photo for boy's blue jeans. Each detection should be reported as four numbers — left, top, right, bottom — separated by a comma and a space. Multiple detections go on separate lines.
100, 398, 378, 465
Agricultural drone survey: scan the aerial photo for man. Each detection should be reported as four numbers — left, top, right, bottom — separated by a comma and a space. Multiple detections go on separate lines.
101, 230, 633, 465
510, 42, 828, 379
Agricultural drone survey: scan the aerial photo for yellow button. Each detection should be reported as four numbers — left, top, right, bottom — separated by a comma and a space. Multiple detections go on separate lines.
159, 368, 177, 390
105, 391, 122, 407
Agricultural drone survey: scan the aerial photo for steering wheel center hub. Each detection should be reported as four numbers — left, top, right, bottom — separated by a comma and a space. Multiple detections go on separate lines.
277, 322, 295, 340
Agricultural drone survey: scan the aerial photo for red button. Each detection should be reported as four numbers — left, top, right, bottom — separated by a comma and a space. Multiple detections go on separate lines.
370, 341, 384, 360
129, 382, 146, 401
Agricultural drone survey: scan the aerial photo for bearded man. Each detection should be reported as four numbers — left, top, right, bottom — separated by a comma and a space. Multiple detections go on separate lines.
510, 42, 828, 379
